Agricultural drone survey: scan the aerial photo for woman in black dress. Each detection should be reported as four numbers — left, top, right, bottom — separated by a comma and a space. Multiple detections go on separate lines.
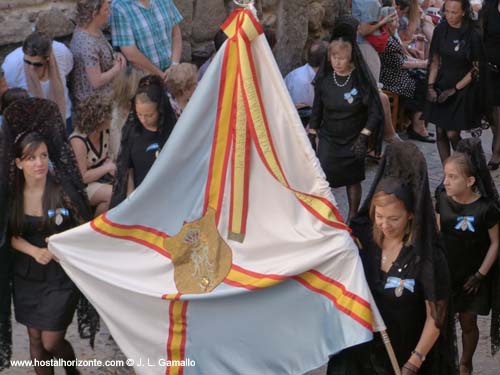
480, 0, 500, 169
424, 0, 486, 164
329, 142, 455, 375
309, 18, 383, 223
110, 75, 177, 208
3, 98, 95, 375
436, 138, 500, 374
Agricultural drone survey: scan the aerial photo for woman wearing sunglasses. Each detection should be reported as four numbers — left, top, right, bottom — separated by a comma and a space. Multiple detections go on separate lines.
1, 32, 73, 134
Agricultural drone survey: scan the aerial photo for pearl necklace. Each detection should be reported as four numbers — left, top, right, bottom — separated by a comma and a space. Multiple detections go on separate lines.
333, 70, 352, 87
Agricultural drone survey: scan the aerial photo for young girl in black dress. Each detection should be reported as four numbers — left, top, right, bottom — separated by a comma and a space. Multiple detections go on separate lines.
436, 138, 500, 374
10, 132, 84, 375
3, 97, 95, 375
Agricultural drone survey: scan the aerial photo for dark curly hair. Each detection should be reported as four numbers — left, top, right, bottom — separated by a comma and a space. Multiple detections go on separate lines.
76, 93, 112, 134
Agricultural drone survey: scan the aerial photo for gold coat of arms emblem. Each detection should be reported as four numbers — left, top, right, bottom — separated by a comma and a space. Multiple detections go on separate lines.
164, 208, 232, 294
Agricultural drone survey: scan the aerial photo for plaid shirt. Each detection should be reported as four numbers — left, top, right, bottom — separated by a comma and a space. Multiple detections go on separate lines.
111, 0, 183, 71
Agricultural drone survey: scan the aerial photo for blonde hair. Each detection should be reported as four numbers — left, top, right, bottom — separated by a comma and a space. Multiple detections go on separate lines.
165, 63, 198, 98
328, 39, 353, 58
113, 66, 144, 110
369, 191, 414, 248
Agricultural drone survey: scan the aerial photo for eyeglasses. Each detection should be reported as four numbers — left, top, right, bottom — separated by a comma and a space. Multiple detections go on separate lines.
23, 59, 45, 68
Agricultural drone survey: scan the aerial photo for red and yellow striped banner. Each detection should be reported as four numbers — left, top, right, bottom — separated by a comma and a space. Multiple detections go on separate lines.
225, 264, 373, 330
90, 214, 170, 259
166, 300, 188, 375
294, 270, 373, 330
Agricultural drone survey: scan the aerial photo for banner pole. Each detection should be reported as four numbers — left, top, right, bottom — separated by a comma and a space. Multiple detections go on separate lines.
380, 330, 402, 375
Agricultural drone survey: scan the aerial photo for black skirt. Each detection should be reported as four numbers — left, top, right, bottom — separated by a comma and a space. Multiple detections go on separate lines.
318, 137, 365, 188
489, 67, 500, 106
12, 215, 78, 331
13, 271, 78, 331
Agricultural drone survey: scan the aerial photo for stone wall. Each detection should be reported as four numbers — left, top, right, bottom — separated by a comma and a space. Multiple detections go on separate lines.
0, 0, 348, 75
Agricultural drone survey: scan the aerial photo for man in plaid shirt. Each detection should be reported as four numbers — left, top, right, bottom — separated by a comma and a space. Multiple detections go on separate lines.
111, 0, 183, 81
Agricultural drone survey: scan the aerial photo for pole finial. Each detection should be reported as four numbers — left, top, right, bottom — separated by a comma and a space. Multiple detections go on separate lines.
233, 0, 254, 8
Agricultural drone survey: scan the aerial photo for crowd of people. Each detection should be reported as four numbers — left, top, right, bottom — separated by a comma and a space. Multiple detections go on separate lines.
0, 0, 499, 374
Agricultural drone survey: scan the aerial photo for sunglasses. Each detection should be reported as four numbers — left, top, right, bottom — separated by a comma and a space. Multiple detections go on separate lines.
23, 59, 46, 68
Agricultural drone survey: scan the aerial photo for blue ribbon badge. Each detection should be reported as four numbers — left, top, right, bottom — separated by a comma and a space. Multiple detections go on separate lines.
454, 216, 475, 232
48, 208, 69, 226
384, 276, 415, 297
344, 88, 358, 104
453, 39, 462, 52
146, 143, 160, 158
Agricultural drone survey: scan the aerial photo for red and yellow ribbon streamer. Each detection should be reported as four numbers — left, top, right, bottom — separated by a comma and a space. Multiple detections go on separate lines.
204, 9, 349, 241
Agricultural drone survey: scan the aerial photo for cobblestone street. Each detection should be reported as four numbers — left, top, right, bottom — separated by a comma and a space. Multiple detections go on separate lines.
4, 125, 500, 374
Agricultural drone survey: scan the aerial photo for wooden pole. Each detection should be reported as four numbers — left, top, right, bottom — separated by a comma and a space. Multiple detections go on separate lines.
380, 330, 401, 375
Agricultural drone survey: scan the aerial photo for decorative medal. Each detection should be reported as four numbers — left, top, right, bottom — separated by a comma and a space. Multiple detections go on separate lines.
343, 88, 358, 104
395, 280, 404, 297
146, 143, 161, 158
461, 217, 468, 231
48, 208, 69, 226
454, 216, 475, 232
384, 276, 415, 297
55, 213, 63, 226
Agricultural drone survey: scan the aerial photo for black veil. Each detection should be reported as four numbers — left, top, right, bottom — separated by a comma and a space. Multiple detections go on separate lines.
454, 138, 500, 356
110, 75, 177, 209
314, 15, 384, 153
2, 98, 100, 352
351, 142, 456, 374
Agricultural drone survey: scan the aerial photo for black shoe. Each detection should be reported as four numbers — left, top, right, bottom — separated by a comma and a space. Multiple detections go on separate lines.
488, 161, 500, 171
407, 128, 436, 143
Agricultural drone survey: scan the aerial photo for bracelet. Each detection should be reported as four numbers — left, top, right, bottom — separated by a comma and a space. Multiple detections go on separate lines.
428, 83, 435, 88
171, 61, 179, 66
361, 128, 372, 136
411, 349, 426, 362
403, 363, 419, 374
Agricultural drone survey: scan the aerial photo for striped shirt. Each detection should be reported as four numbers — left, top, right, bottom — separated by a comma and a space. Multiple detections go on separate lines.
111, 0, 183, 71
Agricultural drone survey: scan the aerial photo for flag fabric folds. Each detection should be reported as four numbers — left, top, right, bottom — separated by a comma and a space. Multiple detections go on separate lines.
49, 9, 385, 375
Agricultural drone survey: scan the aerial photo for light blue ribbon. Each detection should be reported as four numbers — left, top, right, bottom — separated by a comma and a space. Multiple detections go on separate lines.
343, 88, 358, 101
384, 276, 415, 293
146, 143, 160, 152
454, 216, 475, 232
47, 208, 69, 218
